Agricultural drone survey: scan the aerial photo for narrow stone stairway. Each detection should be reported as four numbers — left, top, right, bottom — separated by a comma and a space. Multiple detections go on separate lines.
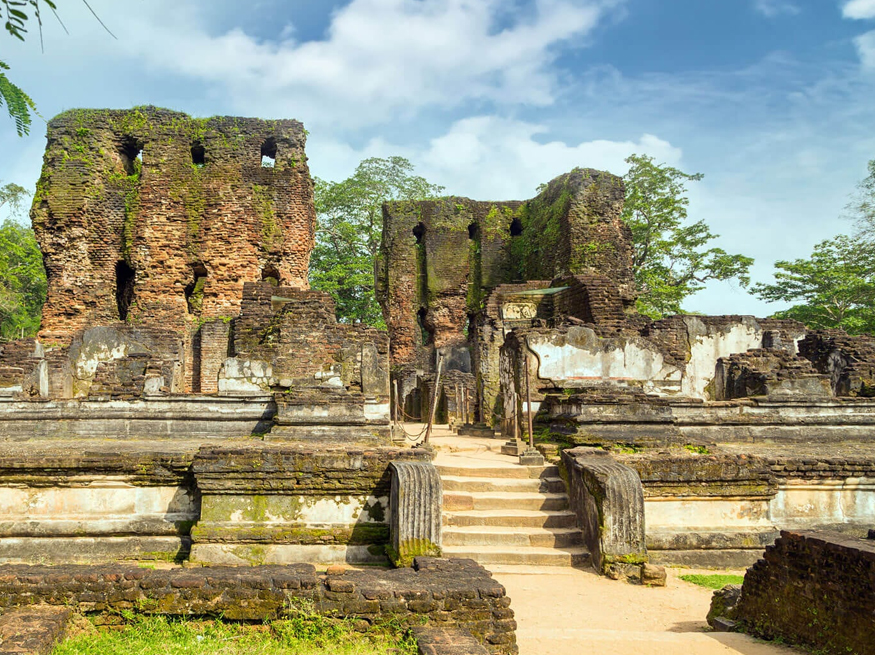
435, 449, 589, 567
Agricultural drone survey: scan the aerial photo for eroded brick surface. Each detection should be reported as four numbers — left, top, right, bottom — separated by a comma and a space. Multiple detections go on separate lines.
0, 559, 516, 655
33, 107, 314, 341
0, 606, 71, 655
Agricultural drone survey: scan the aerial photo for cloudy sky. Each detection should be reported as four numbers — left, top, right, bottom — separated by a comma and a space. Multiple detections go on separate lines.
2, 0, 875, 315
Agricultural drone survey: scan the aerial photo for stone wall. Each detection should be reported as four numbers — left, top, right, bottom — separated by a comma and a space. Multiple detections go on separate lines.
798, 330, 875, 397
0, 558, 517, 654
737, 530, 875, 654
231, 282, 389, 397
714, 349, 831, 400
190, 444, 429, 564
33, 107, 314, 341
0, 437, 432, 565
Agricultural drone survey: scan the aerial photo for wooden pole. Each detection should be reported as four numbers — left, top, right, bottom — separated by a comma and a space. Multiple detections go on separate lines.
392, 379, 399, 429
424, 354, 443, 445
525, 352, 534, 451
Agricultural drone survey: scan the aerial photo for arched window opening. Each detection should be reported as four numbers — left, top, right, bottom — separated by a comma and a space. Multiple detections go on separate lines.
509, 217, 523, 236
468, 223, 479, 240
115, 261, 136, 321
413, 222, 425, 244
261, 137, 277, 168
120, 138, 144, 177
185, 263, 208, 315
261, 265, 281, 286
191, 142, 206, 168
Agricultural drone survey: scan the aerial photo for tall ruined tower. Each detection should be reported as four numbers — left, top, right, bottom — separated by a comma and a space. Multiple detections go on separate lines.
32, 107, 315, 341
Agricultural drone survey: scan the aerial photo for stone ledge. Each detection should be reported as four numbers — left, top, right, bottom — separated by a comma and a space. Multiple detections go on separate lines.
413, 626, 489, 655
0, 606, 71, 655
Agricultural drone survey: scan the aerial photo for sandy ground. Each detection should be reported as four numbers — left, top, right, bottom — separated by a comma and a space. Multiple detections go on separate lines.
492, 566, 802, 655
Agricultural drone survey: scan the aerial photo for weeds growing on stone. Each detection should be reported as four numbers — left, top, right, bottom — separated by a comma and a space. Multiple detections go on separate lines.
680, 573, 744, 589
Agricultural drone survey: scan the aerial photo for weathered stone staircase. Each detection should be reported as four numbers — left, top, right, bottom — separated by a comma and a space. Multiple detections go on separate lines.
436, 453, 589, 567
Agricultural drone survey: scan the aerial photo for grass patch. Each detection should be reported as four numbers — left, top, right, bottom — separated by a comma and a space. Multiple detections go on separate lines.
54, 606, 418, 655
680, 574, 744, 590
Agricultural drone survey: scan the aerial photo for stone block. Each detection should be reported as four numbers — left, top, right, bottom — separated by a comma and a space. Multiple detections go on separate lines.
389, 461, 443, 567
562, 447, 647, 575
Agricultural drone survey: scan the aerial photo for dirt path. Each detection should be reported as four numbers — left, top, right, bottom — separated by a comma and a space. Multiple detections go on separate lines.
492, 566, 802, 655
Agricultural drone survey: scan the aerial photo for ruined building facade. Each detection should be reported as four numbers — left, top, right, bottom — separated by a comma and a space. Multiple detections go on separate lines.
0, 107, 389, 440
377, 168, 636, 421
35, 107, 314, 340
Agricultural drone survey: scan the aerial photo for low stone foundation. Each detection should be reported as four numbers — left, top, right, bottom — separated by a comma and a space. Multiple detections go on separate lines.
0, 438, 434, 566
736, 530, 875, 654
0, 558, 517, 654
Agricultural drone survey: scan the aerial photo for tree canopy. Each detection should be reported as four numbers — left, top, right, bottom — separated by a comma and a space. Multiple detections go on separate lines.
751, 234, 875, 334
621, 154, 754, 318
309, 156, 443, 326
0, 181, 45, 339
848, 158, 875, 240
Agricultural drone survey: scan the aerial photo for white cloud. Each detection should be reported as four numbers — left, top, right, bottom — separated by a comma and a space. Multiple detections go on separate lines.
309, 116, 681, 200
843, 0, 875, 19
753, 0, 800, 17
855, 30, 875, 67
45, 0, 621, 130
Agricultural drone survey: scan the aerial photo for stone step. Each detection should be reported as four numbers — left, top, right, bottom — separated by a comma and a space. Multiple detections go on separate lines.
441, 475, 567, 494
444, 492, 569, 512
443, 526, 584, 548
441, 545, 590, 567
443, 509, 578, 529
436, 463, 559, 480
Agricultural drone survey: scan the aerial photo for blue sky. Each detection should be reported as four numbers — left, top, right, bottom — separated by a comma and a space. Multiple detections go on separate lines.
2, 0, 875, 315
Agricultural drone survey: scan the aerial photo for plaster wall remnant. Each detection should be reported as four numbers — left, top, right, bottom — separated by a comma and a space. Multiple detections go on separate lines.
33, 106, 314, 341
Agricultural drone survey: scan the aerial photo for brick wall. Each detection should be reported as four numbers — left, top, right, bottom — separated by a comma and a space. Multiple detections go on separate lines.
33, 107, 314, 342
233, 282, 389, 395
737, 530, 875, 654
0, 558, 517, 655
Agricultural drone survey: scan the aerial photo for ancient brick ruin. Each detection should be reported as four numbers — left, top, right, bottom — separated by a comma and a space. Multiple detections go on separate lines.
2, 105, 875, 652
34, 107, 314, 339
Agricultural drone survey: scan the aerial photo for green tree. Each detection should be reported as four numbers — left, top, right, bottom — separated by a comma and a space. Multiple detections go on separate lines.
752, 234, 875, 334
2, 0, 113, 135
848, 158, 875, 239
0, 181, 45, 338
622, 154, 754, 318
310, 157, 443, 326
0, 61, 36, 136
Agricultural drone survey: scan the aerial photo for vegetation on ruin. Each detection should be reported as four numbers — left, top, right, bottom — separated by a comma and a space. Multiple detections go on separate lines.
310, 156, 443, 327
0, 182, 45, 339
53, 605, 418, 655
680, 573, 744, 589
754, 159, 875, 335
622, 154, 754, 318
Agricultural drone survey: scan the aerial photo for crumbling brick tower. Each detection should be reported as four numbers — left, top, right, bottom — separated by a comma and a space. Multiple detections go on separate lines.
377, 168, 636, 421
32, 107, 315, 341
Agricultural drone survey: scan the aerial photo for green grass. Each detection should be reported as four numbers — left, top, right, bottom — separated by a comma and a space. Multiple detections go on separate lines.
53, 611, 418, 655
680, 574, 744, 590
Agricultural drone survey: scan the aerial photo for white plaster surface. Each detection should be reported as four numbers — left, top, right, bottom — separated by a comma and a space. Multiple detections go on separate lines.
0, 479, 196, 535
771, 478, 875, 526
681, 317, 763, 398
645, 496, 773, 530
529, 327, 682, 392
226, 494, 388, 526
